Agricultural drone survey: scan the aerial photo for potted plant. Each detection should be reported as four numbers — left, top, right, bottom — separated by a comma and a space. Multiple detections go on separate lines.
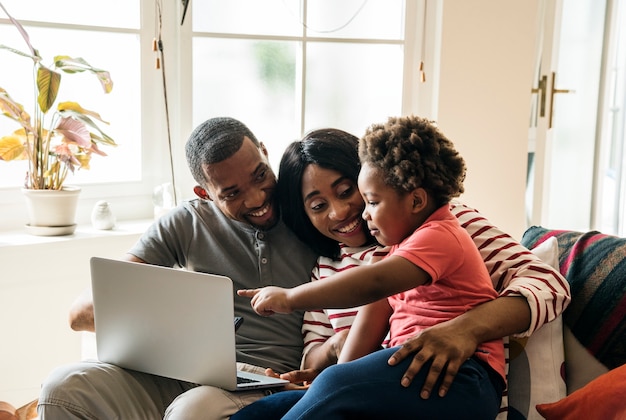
0, 2, 117, 234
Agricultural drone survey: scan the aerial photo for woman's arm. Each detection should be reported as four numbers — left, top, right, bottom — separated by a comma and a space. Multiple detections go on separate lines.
338, 299, 392, 363
303, 330, 349, 369
451, 202, 570, 335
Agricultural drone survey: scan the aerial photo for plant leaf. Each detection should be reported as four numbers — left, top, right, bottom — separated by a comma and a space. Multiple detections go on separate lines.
75, 152, 92, 169
88, 140, 107, 157
55, 117, 91, 148
0, 88, 32, 129
58, 110, 117, 146
37, 66, 61, 114
0, 2, 37, 57
53, 143, 81, 171
0, 133, 27, 161
0, 44, 38, 61
54, 56, 113, 93
57, 101, 109, 124
89, 131, 117, 147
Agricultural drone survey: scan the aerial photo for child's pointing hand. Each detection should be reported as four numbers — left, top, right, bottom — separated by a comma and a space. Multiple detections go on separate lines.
237, 286, 293, 316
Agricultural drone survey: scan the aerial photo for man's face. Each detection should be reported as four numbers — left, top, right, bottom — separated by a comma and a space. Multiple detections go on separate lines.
201, 136, 278, 230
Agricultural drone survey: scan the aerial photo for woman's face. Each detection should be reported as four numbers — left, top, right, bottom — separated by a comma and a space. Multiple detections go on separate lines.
301, 164, 369, 247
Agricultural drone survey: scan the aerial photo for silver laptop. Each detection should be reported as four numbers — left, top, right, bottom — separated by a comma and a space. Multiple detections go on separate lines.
90, 257, 289, 391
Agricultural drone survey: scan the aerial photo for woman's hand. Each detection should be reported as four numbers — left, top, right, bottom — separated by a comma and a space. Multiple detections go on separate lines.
264, 368, 313, 390
237, 286, 292, 316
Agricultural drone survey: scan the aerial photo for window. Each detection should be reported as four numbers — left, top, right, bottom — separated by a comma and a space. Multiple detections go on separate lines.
0, 1, 143, 188
596, 0, 626, 235
0, 0, 168, 229
0, 0, 428, 230
189, 0, 413, 171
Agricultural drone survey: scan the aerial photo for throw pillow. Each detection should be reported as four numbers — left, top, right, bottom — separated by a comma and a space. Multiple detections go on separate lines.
507, 237, 567, 420
562, 325, 608, 393
521, 227, 626, 370
535, 363, 626, 420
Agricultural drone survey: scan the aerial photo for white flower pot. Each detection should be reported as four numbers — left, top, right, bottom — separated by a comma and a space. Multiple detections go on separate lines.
21, 186, 81, 235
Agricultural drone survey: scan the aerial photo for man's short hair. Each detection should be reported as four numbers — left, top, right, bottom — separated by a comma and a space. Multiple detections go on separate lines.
186, 117, 261, 184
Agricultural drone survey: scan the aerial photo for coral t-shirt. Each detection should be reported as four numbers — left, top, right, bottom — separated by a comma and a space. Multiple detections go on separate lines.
387, 205, 505, 382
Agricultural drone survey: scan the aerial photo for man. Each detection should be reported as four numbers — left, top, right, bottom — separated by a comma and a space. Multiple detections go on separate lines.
37, 117, 318, 419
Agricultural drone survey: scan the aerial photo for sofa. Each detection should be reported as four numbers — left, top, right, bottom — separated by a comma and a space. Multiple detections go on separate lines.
507, 226, 626, 419
3, 226, 623, 420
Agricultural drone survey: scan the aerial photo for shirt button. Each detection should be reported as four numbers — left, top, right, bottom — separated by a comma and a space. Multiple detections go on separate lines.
258, 233, 265, 240
261, 258, 268, 264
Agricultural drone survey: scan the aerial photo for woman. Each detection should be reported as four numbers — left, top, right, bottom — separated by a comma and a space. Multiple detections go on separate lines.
232, 127, 570, 419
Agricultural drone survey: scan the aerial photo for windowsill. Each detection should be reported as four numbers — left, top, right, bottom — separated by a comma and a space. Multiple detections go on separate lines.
0, 219, 153, 247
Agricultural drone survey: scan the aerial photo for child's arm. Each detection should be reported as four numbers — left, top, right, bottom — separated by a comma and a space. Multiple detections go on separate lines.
238, 255, 430, 316
337, 299, 393, 363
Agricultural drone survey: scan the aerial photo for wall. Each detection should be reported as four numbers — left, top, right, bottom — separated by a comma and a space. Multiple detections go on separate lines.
0, 223, 147, 407
436, 0, 539, 239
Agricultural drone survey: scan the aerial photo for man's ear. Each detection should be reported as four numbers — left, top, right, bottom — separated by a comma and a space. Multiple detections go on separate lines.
193, 185, 212, 201
259, 142, 269, 157
411, 188, 428, 212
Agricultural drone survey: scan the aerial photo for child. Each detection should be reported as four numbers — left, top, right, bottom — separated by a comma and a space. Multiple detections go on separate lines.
238, 115, 505, 419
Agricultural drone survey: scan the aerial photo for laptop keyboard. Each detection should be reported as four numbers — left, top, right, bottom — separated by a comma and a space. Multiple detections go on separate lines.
237, 375, 260, 384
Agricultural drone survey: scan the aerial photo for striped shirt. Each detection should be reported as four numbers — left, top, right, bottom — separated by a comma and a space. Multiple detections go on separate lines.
301, 201, 570, 360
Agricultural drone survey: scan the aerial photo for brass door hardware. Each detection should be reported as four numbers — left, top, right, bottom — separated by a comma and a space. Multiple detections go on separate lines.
531, 74, 548, 118
549, 71, 574, 128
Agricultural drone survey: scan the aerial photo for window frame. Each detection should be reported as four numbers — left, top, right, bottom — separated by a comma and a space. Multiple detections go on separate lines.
0, 0, 435, 232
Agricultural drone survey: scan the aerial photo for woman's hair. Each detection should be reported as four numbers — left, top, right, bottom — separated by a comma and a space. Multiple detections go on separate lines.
359, 115, 466, 207
277, 128, 373, 259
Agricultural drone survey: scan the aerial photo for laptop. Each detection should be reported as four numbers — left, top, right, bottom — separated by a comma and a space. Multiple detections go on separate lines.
90, 256, 289, 391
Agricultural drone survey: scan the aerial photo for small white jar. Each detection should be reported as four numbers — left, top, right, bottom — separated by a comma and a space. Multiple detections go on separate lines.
91, 200, 116, 230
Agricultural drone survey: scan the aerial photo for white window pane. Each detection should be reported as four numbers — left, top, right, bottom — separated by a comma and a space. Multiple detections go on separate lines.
306, 0, 404, 40
0, 0, 139, 29
193, 0, 302, 37
0, 25, 141, 188
546, 0, 604, 230
305, 43, 403, 136
598, 0, 626, 235
192, 38, 299, 171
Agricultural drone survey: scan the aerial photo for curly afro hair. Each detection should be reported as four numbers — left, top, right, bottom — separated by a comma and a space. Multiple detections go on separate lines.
358, 115, 466, 207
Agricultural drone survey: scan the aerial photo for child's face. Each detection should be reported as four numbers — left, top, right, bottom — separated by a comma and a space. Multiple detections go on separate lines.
357, 162, 416, 246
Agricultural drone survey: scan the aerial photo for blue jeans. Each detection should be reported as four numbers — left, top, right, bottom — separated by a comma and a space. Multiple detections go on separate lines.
232, 347, 503, 420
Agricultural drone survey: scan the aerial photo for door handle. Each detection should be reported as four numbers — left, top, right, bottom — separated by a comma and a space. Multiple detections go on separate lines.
549, 71, 575, 128
531, 74, 548, 118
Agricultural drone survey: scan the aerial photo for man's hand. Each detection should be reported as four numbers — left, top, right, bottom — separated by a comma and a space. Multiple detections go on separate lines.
237, 286, 293, 316
387, 320, 479, 399
389, 296, 530, 399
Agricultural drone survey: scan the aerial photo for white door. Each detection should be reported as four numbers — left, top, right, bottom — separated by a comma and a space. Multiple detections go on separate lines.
527, 0, 607, 231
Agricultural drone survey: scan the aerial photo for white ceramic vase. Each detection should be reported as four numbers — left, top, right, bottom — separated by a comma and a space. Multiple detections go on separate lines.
21, 185, 81, 235
91, 200, 116, 230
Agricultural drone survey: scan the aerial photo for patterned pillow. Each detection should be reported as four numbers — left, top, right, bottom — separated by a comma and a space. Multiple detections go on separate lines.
507, 237, 566, 420
521, 226, 626, 369
562, 325, 608, 393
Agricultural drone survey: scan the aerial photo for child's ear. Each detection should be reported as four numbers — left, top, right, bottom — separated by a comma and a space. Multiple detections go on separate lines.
411, 188, 428, 211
